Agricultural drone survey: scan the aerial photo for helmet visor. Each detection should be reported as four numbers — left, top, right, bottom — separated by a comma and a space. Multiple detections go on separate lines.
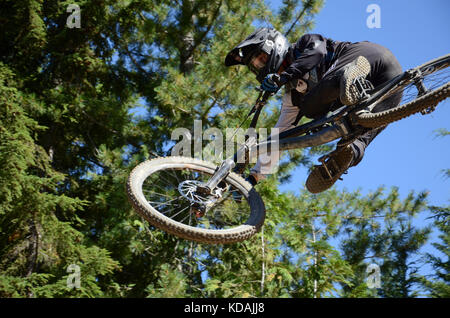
248, 52, 269, 75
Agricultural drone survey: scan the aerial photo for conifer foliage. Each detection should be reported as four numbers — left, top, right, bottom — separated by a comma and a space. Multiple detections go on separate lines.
0, 0, 447, 298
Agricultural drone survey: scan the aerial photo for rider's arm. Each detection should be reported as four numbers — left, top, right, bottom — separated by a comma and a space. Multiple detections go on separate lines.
278, 34, 328, 85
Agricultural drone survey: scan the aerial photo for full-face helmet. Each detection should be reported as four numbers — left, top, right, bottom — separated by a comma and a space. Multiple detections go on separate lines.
225, 28, 291, 83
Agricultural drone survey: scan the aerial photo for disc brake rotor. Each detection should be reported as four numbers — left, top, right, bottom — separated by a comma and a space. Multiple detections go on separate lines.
178, 180, 212, 205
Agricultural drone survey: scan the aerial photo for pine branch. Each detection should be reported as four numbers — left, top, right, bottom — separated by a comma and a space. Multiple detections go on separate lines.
284, 2, 311, 37
180, 0, 223, 74
26, 214, 40, 279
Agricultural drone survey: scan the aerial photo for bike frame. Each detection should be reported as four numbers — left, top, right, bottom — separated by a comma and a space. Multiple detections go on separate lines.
198, 69, 413, 195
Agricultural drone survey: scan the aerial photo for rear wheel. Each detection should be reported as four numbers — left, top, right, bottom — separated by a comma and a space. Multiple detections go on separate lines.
354, 54, 450, 128
126, 156, 265, 244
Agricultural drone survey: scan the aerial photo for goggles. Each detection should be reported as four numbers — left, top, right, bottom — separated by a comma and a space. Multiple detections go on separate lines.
248, 52, 269, 75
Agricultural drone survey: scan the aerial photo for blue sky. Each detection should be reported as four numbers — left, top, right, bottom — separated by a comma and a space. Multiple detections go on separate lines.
273, 0, 449, 207
268, 0, 449, 285
128, 0, 448, 292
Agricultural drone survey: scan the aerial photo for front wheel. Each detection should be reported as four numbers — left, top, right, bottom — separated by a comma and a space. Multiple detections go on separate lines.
126, 156, 265, 244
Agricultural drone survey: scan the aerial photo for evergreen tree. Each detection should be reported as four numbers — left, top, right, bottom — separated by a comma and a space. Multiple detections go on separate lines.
0, 62, 118, 298
1, 0, 446, 299
416, 130, 449, 297
338, 187, 431, 298
418, 205, 450, 297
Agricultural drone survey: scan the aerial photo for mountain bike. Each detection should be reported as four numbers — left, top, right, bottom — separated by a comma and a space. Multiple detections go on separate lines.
127, 54, 449, 244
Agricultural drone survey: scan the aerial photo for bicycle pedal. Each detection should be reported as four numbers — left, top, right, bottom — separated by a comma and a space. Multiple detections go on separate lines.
352, 76, 374, 100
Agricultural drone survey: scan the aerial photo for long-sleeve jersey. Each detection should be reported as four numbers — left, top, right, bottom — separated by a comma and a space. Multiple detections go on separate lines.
279, 34, 350, 85
278, 34, 403, 112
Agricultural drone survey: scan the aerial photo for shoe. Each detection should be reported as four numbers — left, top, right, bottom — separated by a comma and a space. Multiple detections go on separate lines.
340, 56, 371, 105
305, 145, 355, 194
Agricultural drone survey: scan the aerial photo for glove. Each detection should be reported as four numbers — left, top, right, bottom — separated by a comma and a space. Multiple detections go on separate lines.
261, 74, 281, 93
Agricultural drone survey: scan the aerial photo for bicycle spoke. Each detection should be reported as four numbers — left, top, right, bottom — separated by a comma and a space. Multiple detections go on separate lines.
374, 66, 449, 112
168, 204, 191, 219
142, 189, 174, 199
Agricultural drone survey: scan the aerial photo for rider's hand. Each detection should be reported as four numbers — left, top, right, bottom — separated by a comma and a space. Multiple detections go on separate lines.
261, 74, 281, 93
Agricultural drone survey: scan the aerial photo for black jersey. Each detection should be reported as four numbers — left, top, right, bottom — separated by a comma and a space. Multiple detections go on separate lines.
279, 33, 350, 85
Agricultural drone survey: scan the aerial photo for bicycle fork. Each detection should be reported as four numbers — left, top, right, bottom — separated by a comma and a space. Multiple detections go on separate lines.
196, 135, 258, 195
191, 135, 258, 216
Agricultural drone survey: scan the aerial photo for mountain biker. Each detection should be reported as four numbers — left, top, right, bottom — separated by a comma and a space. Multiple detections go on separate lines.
225, 28, 403, 193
